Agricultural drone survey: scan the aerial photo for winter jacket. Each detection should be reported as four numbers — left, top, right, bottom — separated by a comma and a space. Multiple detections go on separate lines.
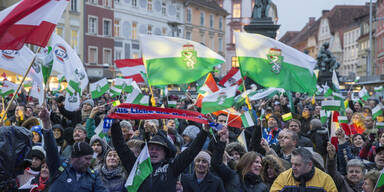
326, 157, 363, 192
58, 105, 82, 126
111, 121, 208, 192
297, 135, 313, 148
308, 126, 329, 156
211, 141, 268, 192
98, 165, 127, 192
270, 167, 337, 192
181, 172, 225, 192
336, 141, 354, 175
42, 128, 107, 192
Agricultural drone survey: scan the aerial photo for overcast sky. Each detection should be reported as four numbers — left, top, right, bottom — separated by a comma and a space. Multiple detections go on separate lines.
274, 0, 372, 39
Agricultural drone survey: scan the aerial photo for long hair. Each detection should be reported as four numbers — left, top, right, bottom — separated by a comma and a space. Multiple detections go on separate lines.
261, 155, 286, 182
236, 151, 262, 181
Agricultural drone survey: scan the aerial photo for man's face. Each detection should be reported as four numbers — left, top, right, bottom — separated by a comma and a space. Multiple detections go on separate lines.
73, 155, 93, 173
217, 115, 227, 125
354, 102, 361, 111
280, 132, 296, 149
53, 128, 62, 139
364, 116, 373, 128
346, 166, 363, 184
194, 157, 209, 174
91, 141, 103, 154
31, 157, 42, 170
346, 110, 353, 120
121, 127, 133, 141
73, 129, 86, 142
291, 155, 312, 178
288, 121, 300, 133
314, 106, 321, 115
148, 144, 166, 164
353, 135, 364, 148
167, 120, 176, 130
25, 107, 33, 117
375, 151, 384, 169
82, 103, 92, 111
267, 117, 278, 128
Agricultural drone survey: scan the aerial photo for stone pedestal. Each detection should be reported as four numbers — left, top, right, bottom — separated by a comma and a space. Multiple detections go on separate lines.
244, 18, 280, 39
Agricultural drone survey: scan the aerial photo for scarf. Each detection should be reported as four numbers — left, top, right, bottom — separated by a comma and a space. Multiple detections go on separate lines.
25, 167, 40, 176
101, 165, 125, 180
30, 176, 48, 192
293, 167, 315, 187
243, 172, 262, 185
346, 179, 363, 192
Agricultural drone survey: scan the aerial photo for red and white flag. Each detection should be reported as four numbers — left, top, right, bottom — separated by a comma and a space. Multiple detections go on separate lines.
115, 58, 146, 83
195, 73, 219, 107
0, 0, 68, 50
219, 67, 243, 87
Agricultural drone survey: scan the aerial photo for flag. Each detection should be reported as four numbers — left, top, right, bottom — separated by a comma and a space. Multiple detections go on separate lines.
51, 33, 88, 91
115, 59, 146, 83
282, 112, 293, 121
168, 101, 177, 108
23, 80, 33, 88
236, 32, 317, 94
114, 78, 134, 93
94, 121, 106, 138
90, 78, 110, 99
359, 87, 369, 101
338, 116, 348, 124
110, 86, 122, 97
248, 88, 283, 101
320, 110, 328, 124
125, 143, 152, 192
195, 73, 219, 107
372, 105, 383, 120
376, 169, 384, 189
140, 35, 225, 85
201, 85, 237, 114
112, 100, 121, 107
64, 92, 80, 112
0, 0, 68, 50
52, 74, 64, 94
332, 70, 339, 90
323, 84, 333, 97
29, 81, 43, 106
125, 88, 149, 106
212, 109, 242, 129
321, 100, 341, 111
237, 130, 248, 152
65, 80, 81, 96
354, 76, 360, 83
0, 80, 17, 97
36, 46, 53, 84
374, 86, 383, 92
241, 110, 255, 127
376, 122, 384, 129
315, 85, 323, 95
332, 92, 344, 100
219, 67, 243, 87
0, 46, 44, 86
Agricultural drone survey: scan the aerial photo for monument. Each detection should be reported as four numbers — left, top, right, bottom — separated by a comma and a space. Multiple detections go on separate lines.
316, 42, 340, 88
244, 0, 280, 39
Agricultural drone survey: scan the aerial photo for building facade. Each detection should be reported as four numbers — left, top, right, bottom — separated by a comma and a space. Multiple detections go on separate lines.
183, 0, 228, 75
341, 25, 360, 77
84, 0, 115, 81
114, 0, 184, 62
356, 14, 370, 77
376, 0, 384, 75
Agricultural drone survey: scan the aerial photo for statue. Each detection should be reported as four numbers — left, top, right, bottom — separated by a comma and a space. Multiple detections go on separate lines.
316, 42, 340, 73
251, 0, 271, 19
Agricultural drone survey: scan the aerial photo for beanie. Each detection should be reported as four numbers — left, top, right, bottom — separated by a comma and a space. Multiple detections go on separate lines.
194, 151, 211, 165
82, 99, 94, 108
30, 146, 46, 161
120, 120, 133, 130
74, 124, 87, 134
182, 125, 200, 140
71, 142, 94, 158
310, 118, 322, 130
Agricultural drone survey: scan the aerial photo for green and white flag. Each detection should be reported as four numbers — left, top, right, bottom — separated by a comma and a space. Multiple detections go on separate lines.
282, 112, 293, 121
332, 70, 339, 90
125, 88, 149, 106
338, 116, 348, 124
315, 85, 323, 95
375, 169, 384, 189
201, 86, 237, 114
23, 80, 33, 88
321, 100, 341, 111
35, 46, 54, 84
359, 87, 369, 101
65, 80, 81, 96
168, 100, 177, 108
140, 35, 225, 85
332, 92, 344, 100
372, 105, 383, 120
235, 32, 317, 94
114, 78, 134, 93
52, 74, 65, 94
376, 122, 384, 129
125, 143, 152, 192
320, 110, 328, 124
323, 84, 333, 97
375, 86, 383, 92
0, 81, 17, 97
110, 86, 122, 97
90, 78, 110, 99
64, 92, 80, 112
241, 110, 255, 127
94, 121, 106, 138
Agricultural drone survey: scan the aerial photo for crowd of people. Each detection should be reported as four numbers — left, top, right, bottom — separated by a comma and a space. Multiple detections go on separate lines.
1, 87, 384, 192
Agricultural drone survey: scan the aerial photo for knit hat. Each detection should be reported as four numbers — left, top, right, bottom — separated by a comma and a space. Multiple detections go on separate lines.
30, 146, 46, 161
31, 125, 42, 140
182, 125, 200, 140
74, 124, 87, 134
310, 119, 322, 129
82, 99, 94, 107
120, 120, 133, 130
52, 124, 64, 135
71, 142, 94, 158
194, 151, 211, 165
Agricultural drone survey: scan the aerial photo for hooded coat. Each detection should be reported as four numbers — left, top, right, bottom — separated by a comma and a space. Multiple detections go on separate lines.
98, 149, 127, 192
90, 135, 108, 170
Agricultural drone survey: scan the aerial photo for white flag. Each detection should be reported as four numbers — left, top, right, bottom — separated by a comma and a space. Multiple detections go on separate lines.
64, 92, 81, 112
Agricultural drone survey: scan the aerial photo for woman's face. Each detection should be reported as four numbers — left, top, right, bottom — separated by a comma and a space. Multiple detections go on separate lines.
32, 132, 41, 143
335, 128, 345, 139
267, 166, 277, 179
106, 150, 120, 169
362, 178, 374, 192
249, 156, 262, 176
40, 163, 49, 179
53, 128, 62, 139
353, 135, 364, 148
230, 151, 241, 161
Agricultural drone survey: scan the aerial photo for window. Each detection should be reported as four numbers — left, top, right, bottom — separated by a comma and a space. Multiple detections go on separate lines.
114, 20, 120, 37
88, 46, 98, 64
115, 49, 122, 60
148, 0, 152, 11
187, 8, 192, 24
200, 11, 205, 26
211, 37, 215, 50
210, 14, 214, 28
88, 16, 98, 34
103, 19, 112, 36
232, 29, 240, 44
218, 37, 223, 52
162, 27, 167, 35
232, 56, 239, 67
147, 25, 152, 35
70, 30, 78, 50
132, 0, 137, 7
103, 0, 112, 8
103, 48, 112, 64
70, 0, 77, 11
114, 0, 120, 5
132, 22, 137, 40
56, 27, 63, 36
233, 3, 241, 18
186, 31, 191, 40
176, 6, 181, 19
219, 17, 223, 30
89, 0, 97, 4
162, 2, 166, 16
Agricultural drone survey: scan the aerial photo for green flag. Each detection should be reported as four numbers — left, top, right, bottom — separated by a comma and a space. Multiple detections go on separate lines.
201, 86, 237, 114
36, 47, 54, 84
90, 78, 110, 99
125, 143, 152, 192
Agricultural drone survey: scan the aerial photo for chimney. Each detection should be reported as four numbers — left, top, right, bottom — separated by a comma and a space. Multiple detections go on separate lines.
309, 17, 315, 25
322, 10, 330, 16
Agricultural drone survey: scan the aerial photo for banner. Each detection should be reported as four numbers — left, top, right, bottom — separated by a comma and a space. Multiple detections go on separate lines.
109, 103, 209, 124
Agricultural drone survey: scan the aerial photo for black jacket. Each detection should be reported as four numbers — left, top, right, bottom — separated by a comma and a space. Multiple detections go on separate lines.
181, 172, 225, 192
111, 121, 208, 192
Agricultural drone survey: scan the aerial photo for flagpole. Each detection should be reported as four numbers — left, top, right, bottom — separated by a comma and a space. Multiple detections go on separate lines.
241, 77, 252, 110
1, 47, 42, 125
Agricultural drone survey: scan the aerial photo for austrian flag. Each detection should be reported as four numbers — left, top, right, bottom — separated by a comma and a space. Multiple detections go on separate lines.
0, 0, 68, 50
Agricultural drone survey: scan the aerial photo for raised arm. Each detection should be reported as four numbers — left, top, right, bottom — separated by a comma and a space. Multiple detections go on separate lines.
326, 142, 345, 187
